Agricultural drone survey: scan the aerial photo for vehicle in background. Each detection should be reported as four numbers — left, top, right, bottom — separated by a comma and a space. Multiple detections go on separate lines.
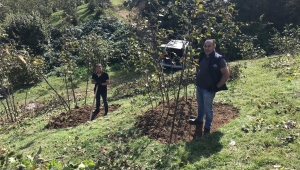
160, 40, 192, 69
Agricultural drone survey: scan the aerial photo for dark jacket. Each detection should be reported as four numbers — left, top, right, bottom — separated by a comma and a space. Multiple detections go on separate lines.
198, 51, 228, 92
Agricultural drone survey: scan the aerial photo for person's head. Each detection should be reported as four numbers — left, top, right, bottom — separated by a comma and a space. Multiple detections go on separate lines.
95, 64, 103, 73
203, 39, 216, 56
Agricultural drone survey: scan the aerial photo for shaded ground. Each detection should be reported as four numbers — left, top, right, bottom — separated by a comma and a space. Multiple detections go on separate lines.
136, 96, 239, 144
45, 104, 121, 129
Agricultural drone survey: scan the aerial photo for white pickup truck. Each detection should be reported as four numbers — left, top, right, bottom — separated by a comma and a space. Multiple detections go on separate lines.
160, 40, 192, 69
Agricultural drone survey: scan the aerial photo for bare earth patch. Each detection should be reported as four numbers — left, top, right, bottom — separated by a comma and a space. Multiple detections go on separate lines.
45, 104, 121, 129
44, 96, 238, 144
136, 96, 239, 144
114, 6, 136, 21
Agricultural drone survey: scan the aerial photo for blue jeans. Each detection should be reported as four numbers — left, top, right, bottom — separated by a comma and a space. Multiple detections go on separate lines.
196, 86, 215, 129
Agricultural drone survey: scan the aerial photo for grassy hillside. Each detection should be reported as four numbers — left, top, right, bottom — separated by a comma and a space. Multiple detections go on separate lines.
1, 55, 299, 169
1, 1, 299, 169
49, 0, 130, 27
110, 0, 126, 6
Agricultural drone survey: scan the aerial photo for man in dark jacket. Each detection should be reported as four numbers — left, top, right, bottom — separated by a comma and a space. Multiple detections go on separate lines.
189, 39, 230, 136
91, 64, 110, 120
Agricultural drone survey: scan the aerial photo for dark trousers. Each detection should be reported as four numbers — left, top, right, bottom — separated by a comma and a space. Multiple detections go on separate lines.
95, 91, 108, 114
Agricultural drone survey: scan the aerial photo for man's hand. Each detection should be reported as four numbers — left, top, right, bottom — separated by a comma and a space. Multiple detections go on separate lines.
96, 80, 102, 86
96, 80, 109, 86
207, 85, 219, 92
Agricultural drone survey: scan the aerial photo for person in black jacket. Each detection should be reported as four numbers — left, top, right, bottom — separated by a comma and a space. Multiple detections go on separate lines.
189, 39, 230, 136
91, 64, 110, 119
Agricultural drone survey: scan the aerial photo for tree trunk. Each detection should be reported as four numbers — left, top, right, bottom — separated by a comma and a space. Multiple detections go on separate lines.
38, 71, 69, 112
70, 76, 78, 108
169, 60, 185, 143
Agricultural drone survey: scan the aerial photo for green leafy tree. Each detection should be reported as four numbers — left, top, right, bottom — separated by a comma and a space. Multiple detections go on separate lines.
284, 0, 300, 25
60, 36, 81, 109
78, 16, 134, 65
270, 24, 300, 56
125, 0, 265, 142
4, 13, 49, 55
229, 0, 300, 54
0, 38, 45, 121
79, 33, 112, 104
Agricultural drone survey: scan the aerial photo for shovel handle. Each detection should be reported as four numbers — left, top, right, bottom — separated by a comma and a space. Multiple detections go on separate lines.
89, 85, 99, 121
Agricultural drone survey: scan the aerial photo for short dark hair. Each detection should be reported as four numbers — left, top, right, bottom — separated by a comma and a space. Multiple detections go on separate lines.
204, 39, 216, 47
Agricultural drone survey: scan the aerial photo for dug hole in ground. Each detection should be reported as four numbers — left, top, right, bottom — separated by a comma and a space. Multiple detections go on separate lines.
44, 96, 238, 144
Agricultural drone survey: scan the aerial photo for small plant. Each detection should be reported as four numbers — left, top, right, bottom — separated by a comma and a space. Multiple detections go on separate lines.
280, 133, 299, 145
228, 62, 247, 81
241, 118, 266, 133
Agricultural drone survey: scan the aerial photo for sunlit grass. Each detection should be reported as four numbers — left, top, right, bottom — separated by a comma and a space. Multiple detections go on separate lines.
110, 0, 125, 6
49, 1, 128, 27
49, 3, 96, 27
49, 10, 65, 27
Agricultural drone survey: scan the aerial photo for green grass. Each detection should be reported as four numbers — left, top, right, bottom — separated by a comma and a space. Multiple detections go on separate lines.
76, 3, 98, 23
49, 1, 128, 27
110, 0, 125, 6
1, 55, 300, 169
49, 10, 65, 27
49, 4, 96, 27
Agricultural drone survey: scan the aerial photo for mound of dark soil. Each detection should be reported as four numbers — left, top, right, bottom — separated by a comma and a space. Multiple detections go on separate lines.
45, 104, 121, 129
136, 97, 239, 143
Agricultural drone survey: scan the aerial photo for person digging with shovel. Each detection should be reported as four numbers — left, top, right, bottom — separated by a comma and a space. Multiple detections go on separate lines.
91, 64, 110, 120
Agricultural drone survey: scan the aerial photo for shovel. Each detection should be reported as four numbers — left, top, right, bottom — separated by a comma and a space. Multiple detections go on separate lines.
90, 85, 98, 121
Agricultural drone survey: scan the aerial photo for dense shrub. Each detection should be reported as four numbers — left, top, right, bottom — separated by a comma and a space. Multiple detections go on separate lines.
4, 13, 49, 55
65, 13, 79, 26
7, 65, 41, 88
88, 0, 97, 12
94, 6, 104, 19
228, 63, 246, 81
0, 3, 10, 22
270, 24, 300, 55
0, 0, 84, 20
77, 17, 133, 65
0, 41, 43, 88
